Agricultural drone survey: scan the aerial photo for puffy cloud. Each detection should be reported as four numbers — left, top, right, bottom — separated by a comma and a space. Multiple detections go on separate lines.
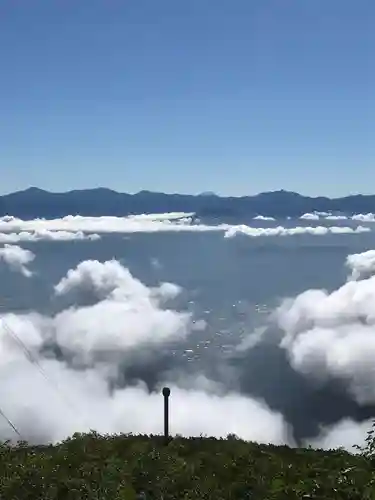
0, 244, 35, 277
55, 258, 182, 303
300, 213, 320, 220
224, 225, 369, 238
51, 260, 191, 365
54, 259, 145, 298
352, 214, 375, 222
346, 250, 375, 281
273, 249, 375, 406
157, 282, 182, 301
0, 258, 291, 446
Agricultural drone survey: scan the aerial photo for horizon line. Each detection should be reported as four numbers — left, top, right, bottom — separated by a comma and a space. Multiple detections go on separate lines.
1, 186, 374, 200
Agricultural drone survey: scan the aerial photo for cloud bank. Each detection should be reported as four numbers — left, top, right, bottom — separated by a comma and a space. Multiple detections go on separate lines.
0, 231, 100, 243
0, 215, 207, 235
0, 215, 370, 240
224, 225, 370, 238
297, 213, 375, 222
325, 215, 349, 221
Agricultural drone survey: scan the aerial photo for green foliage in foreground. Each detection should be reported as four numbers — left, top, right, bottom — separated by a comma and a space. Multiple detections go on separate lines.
0, 432, 375, 499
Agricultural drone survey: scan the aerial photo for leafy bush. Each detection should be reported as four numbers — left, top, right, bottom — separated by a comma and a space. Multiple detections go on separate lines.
0, 432, 374, 499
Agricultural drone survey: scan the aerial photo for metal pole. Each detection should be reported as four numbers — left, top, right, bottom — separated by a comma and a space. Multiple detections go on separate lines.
162, 387, 170, 445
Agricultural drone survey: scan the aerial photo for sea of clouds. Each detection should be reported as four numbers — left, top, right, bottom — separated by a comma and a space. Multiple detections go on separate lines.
0, 213, 374, 452
0, 213, 371, 242
0, 252, 291, 446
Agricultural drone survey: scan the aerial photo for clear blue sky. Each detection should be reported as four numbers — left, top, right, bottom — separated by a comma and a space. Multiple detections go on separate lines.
0, 0, 373, 197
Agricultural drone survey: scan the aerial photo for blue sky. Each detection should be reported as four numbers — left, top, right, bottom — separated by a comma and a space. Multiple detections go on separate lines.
0, 0, 373, 196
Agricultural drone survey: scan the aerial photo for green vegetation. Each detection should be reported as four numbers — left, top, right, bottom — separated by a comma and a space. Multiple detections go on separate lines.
0, 432, 374, 499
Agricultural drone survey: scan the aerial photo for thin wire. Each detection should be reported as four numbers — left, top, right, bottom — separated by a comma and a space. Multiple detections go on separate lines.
0, 317, 91, 430
0, 407, 21, 439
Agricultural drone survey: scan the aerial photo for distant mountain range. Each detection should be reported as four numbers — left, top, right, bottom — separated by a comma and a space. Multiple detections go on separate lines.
1, 187, 375, 219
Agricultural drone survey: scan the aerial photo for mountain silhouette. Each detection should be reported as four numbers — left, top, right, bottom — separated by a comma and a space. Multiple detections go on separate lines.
0, 188, 374, 219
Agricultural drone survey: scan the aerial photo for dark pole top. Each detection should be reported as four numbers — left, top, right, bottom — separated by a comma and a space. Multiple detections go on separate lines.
162, 387, 171, 397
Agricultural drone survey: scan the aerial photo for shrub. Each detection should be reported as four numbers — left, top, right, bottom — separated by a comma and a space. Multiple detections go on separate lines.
0, 432, 374, 499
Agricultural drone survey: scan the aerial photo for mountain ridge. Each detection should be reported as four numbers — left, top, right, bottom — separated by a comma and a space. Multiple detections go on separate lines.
0, 188, 374, 219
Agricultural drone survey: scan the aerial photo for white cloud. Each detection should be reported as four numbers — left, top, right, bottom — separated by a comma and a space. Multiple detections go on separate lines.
0, 258, 291, 446
52, 260, 191, 365
0, 231, 100, 243
157, 282, 182, 301
224, 225, 370, 238
253, 215, 276, 221
300, 213, 320, 220
325, 215, 348, 220
54, 259, 145, 298
249, 249, 375, 450
346, 250, 375, 281
0, 215, 371, 241
55, 258, 182, 303
0, 215, 209, 235
0, 355, 291, 445
314, 212, 331, 217
1, 246, 374, 450
273, 249, 375, 406
352, 214, 375, 222
128, 212, 195, 221
0, 244, 35, 277
307, 418, 371, 453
